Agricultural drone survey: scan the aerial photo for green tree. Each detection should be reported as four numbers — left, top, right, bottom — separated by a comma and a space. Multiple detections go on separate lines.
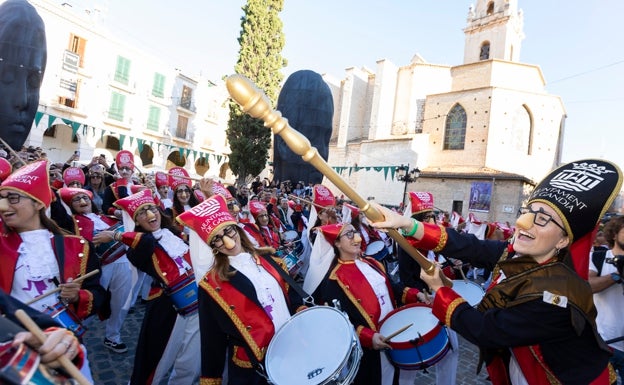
227, 0, 286, 186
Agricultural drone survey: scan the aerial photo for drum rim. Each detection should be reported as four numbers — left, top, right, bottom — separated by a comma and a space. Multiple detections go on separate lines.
450, 279, 485, 306
379, 303, 441, 346
265, 306, 357, 383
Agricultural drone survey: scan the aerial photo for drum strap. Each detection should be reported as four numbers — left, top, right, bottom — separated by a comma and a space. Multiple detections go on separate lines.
262, 254, 315, 306
53, 234, 65, 280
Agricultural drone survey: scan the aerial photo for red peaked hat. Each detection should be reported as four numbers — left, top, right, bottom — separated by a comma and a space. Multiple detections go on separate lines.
168, 166, 192, 191
58, 187, 93, 206
63, 167, 85, 186
0, 160, 52, 208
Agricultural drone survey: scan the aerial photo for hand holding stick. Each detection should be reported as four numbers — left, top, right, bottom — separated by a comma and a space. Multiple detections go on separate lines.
15, 309, 91, 385
382, 323, 413, 343
25, 269, 100, 305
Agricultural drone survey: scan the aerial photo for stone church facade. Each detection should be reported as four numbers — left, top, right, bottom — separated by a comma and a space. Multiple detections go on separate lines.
321, 0, 566, 224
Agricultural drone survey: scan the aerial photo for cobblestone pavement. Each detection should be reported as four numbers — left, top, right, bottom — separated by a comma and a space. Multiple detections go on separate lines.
82, 299, 493, 385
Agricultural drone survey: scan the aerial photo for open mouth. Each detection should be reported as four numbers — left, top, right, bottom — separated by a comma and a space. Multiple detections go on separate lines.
517, 230, 535, 240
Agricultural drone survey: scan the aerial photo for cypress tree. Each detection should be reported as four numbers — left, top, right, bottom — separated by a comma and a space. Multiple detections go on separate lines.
227, 0, 286, 185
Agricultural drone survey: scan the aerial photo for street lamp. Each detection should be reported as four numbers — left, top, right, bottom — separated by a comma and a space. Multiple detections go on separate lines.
396, 164, 420, 207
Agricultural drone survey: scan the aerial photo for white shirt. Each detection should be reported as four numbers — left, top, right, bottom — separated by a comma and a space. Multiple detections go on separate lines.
590, 249, 624, 352
355, 259, 394, 320
229, 252, 290, 331
11, 230, 60, 312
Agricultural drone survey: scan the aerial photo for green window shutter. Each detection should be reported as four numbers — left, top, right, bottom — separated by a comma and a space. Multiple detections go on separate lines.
108, 92, 126, 121
147, 106, 161, 131
152, 73, 165, 98
114, 56, 131, 85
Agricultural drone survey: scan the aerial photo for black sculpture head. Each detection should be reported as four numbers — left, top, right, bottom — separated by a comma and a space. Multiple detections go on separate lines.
0, 0, 47, 151
274, 70, 333, 185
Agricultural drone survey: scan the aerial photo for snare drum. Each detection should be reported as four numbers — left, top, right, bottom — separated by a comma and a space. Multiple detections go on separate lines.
0, 341, 71, 384
166, 274, 199, 316
379, 303, 450, 370
364, 241, 390, 261
44, 302, 86, 338
265, 306, 362, 385
281, 230, 299, 243
282, 251, 303, 276
450, 280, 485, 307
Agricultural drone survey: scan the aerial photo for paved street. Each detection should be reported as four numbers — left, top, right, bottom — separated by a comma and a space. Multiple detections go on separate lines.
82, 300, 492, 384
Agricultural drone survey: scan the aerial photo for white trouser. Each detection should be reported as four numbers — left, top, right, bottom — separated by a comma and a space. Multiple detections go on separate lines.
129, 268, 147, 307
99, 257, 133, 343
80, 343, 94, 383
152, 312, 201, 385
382, 328, 459, 385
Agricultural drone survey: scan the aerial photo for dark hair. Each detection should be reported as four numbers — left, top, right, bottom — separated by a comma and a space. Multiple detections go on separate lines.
210, 226, 274, 282
603, 216, 624, 248
172, 186, 200, 216
133, 207, 180, 236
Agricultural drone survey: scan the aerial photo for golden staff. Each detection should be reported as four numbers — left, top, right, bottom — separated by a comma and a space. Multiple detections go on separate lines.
226, 74, 451, 286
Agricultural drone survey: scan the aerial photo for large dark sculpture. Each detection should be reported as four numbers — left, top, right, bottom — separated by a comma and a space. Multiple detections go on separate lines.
274, 70, 333, 185
0, 0, 47, 152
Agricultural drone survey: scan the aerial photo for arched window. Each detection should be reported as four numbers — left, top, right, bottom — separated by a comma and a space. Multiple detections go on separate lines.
510, 105, 533, 154
480, 42, 490, 60
444, 104, 466, 150
487, 1, 495, 15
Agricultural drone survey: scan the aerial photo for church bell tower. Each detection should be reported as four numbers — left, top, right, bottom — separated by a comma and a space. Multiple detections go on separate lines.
463, 0, 525, 64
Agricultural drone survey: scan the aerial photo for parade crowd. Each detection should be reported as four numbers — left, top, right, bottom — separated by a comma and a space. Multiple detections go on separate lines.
2, 1, 623, 383
0, 146, 622, 385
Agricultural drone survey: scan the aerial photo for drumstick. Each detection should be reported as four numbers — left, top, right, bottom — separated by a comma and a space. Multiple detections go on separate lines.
286, 194, 328, 209
459, 265, 469, 282
25, 269, 100, 305
14, 309, 91, 385
382, 323, 413, 342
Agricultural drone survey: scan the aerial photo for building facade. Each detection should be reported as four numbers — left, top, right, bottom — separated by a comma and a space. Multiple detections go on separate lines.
322, 0, 566, 224
24, 0, 232, 179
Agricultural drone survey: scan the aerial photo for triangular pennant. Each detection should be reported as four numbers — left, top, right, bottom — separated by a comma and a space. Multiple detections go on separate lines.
119, 134, 126, 149
70, 122, 80, 136
137, 139, 144, 153
34, 111, 44, 126
216, 155, 222, 163
129, 136, 134, 146
47, 114, 56, 128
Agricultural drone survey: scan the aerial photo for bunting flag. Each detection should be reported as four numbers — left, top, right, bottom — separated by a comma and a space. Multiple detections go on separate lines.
32, 112, 230, 164
330, 166, 407, 181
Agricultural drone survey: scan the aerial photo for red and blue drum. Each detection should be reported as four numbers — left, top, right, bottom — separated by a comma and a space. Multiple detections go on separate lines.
94, 223, 126, 266
44, 303, 86, 338
166, 273, 199, 316
0, 341, 71, 384
379, 303, 450, 370
364, 241, 390, 261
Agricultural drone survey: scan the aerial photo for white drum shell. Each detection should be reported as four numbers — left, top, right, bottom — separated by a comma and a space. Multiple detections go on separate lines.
265, 306, 362, 385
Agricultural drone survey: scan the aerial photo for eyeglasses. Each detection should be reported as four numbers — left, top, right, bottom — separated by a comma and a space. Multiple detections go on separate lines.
339, 229, 359, 240
257, 213, 269, 219
90, 174, 102, 179
0, 193, 28, 204
210, 226, 238, 248
518, 206, 567, 234
118, 167, 132, 172
71, 195, 90, 203
176, 189, 191, 195
135, 205, 159, 219
422, 214, 436, 221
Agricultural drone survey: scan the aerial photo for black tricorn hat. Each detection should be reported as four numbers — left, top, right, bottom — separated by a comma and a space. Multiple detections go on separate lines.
528, 159, 622, 278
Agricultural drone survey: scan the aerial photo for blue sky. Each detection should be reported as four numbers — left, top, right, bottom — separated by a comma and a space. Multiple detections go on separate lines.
73, 0, 623, 169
